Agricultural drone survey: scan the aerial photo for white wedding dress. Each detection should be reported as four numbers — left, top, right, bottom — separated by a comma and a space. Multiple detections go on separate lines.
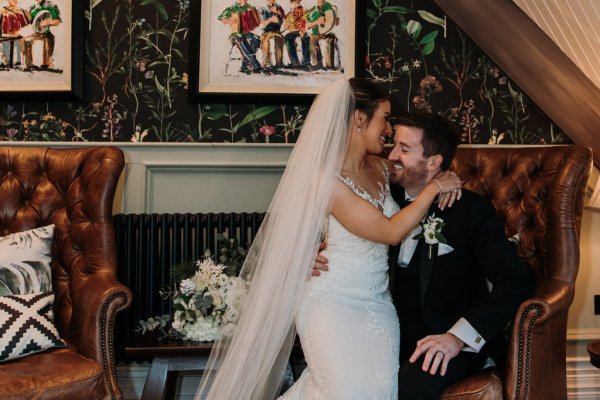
280, 166, 400, 400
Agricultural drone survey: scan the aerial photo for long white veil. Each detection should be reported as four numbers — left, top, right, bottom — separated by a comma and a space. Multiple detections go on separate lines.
195, 79, 355, 400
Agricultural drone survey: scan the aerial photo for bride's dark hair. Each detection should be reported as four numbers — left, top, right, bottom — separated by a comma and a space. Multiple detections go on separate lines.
350, 77, 388, 122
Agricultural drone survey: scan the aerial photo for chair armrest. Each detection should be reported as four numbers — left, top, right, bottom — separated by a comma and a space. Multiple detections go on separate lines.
71, 272, 132, 358
503, 278, 573, 400
68, 271, 132, 398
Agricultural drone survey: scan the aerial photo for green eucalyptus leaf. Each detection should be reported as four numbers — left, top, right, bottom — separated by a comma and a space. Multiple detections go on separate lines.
172, 48, 184, 59
205, 104, 228, 120
419, 30, 438, 46
382, 6, 412, 14
421, 41, 435, 55
417, 10, 445, 28
140, 1, 168, 21
153, 76, 167, 95
406, 20, 422, 38
238, 106, 278, 128
195, 295, 212, 309
155, 3, 168, 21
406, 19, 423, 39
508, 81, 518, 100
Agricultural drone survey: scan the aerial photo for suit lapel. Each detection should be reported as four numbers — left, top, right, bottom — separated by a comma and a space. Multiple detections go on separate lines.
418, 204, 446, 309
419, 240, 437, 309
391, 184, 444, 308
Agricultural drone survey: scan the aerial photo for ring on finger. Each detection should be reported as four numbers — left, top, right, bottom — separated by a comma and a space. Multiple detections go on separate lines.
436, 350, 445, 358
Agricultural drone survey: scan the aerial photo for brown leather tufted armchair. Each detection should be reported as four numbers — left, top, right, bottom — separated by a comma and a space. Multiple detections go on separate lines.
440, 145, 592, 400
0, 147, 132, 400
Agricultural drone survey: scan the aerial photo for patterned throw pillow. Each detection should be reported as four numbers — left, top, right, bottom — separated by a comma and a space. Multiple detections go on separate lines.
0, 225, 55, 296
0, 292, 65, 362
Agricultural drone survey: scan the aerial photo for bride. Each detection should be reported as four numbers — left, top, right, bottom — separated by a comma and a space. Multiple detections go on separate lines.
195, 78, 461, 399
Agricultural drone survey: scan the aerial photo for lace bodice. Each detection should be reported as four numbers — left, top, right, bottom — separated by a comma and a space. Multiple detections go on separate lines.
315, 164, 400, 299
284, 162, 400, 400
337, 175, 388, 211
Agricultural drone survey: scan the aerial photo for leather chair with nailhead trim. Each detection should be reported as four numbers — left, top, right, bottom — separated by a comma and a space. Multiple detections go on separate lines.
440, 145, 591, 400
0, 146, 131, 400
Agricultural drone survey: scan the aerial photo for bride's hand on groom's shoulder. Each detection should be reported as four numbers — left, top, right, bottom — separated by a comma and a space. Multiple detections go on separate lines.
433, 171, 463, 210
438, 189, 461, 210
409, 333, 464, 376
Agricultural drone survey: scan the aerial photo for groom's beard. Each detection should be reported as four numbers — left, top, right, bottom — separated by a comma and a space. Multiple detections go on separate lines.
391, 159, 430, 196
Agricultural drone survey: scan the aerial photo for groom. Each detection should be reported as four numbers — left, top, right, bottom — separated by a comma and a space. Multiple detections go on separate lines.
388, 112, 534, 399
314, 112, 534, 399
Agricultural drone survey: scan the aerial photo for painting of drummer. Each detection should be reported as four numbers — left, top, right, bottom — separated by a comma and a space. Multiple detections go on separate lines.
0, 0, 29, 69
282, 0, 309, 68
23, 0, 61, 71
218, 0, 262, 73
258, 0, 284, 69
305, 0, 337, 70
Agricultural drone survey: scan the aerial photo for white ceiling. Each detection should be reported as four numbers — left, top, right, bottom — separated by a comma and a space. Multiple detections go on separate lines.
513, 0, 600, 89
513, 0, 600, 205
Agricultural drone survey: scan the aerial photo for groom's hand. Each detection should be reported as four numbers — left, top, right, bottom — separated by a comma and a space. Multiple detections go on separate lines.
312, 243, 329, 277
409, 333, 464, 376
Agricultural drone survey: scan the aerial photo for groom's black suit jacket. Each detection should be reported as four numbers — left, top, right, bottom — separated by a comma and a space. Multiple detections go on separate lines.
388, 185, 534, 363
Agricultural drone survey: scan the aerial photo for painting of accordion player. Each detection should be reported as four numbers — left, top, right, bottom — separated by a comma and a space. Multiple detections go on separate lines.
0, 0, 29, 69
217, 0, 262, 73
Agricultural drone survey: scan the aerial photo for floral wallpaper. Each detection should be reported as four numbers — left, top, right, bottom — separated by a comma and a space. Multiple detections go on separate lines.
0, 0, 571, 145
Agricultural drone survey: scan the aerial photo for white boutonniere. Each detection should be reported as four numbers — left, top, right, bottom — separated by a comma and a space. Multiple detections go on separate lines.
412, 213, 448, 259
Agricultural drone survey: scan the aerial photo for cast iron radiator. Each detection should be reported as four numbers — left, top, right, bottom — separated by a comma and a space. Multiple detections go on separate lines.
113, 212, 265, 361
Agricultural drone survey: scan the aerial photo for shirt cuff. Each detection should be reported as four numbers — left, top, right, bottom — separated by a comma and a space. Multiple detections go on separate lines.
448, 318, 485, 353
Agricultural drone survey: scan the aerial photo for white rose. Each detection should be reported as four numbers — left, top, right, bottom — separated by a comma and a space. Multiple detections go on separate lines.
424, 227, 438, 244
171, 311, 183, 331
218, 274, 229, 287
212, 294, 223, 306
191, 273, 207, 291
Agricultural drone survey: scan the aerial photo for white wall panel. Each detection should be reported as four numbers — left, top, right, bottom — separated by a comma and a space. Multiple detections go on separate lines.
114, 143, 293, 213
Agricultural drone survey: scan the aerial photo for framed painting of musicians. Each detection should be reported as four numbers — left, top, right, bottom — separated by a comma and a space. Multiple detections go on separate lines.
189, 0, 364, 103
0, 0, 82, 100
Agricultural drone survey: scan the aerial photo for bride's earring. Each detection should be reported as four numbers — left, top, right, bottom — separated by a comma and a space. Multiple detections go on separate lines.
357, 123, 362, 133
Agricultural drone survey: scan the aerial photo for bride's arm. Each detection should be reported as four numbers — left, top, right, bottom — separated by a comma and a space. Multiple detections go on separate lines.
331, 173, 460, 245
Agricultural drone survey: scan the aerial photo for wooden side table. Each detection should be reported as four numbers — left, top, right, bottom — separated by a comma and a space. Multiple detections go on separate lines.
587, 340, 600, 369
125, 337, 213, 400
126, 335, 305, 399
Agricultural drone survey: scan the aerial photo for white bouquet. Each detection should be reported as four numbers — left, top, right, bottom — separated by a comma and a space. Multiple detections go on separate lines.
137, 234, 248, 342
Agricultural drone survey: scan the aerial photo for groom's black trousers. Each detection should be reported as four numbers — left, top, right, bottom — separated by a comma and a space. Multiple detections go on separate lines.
398, 351, 487, 400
